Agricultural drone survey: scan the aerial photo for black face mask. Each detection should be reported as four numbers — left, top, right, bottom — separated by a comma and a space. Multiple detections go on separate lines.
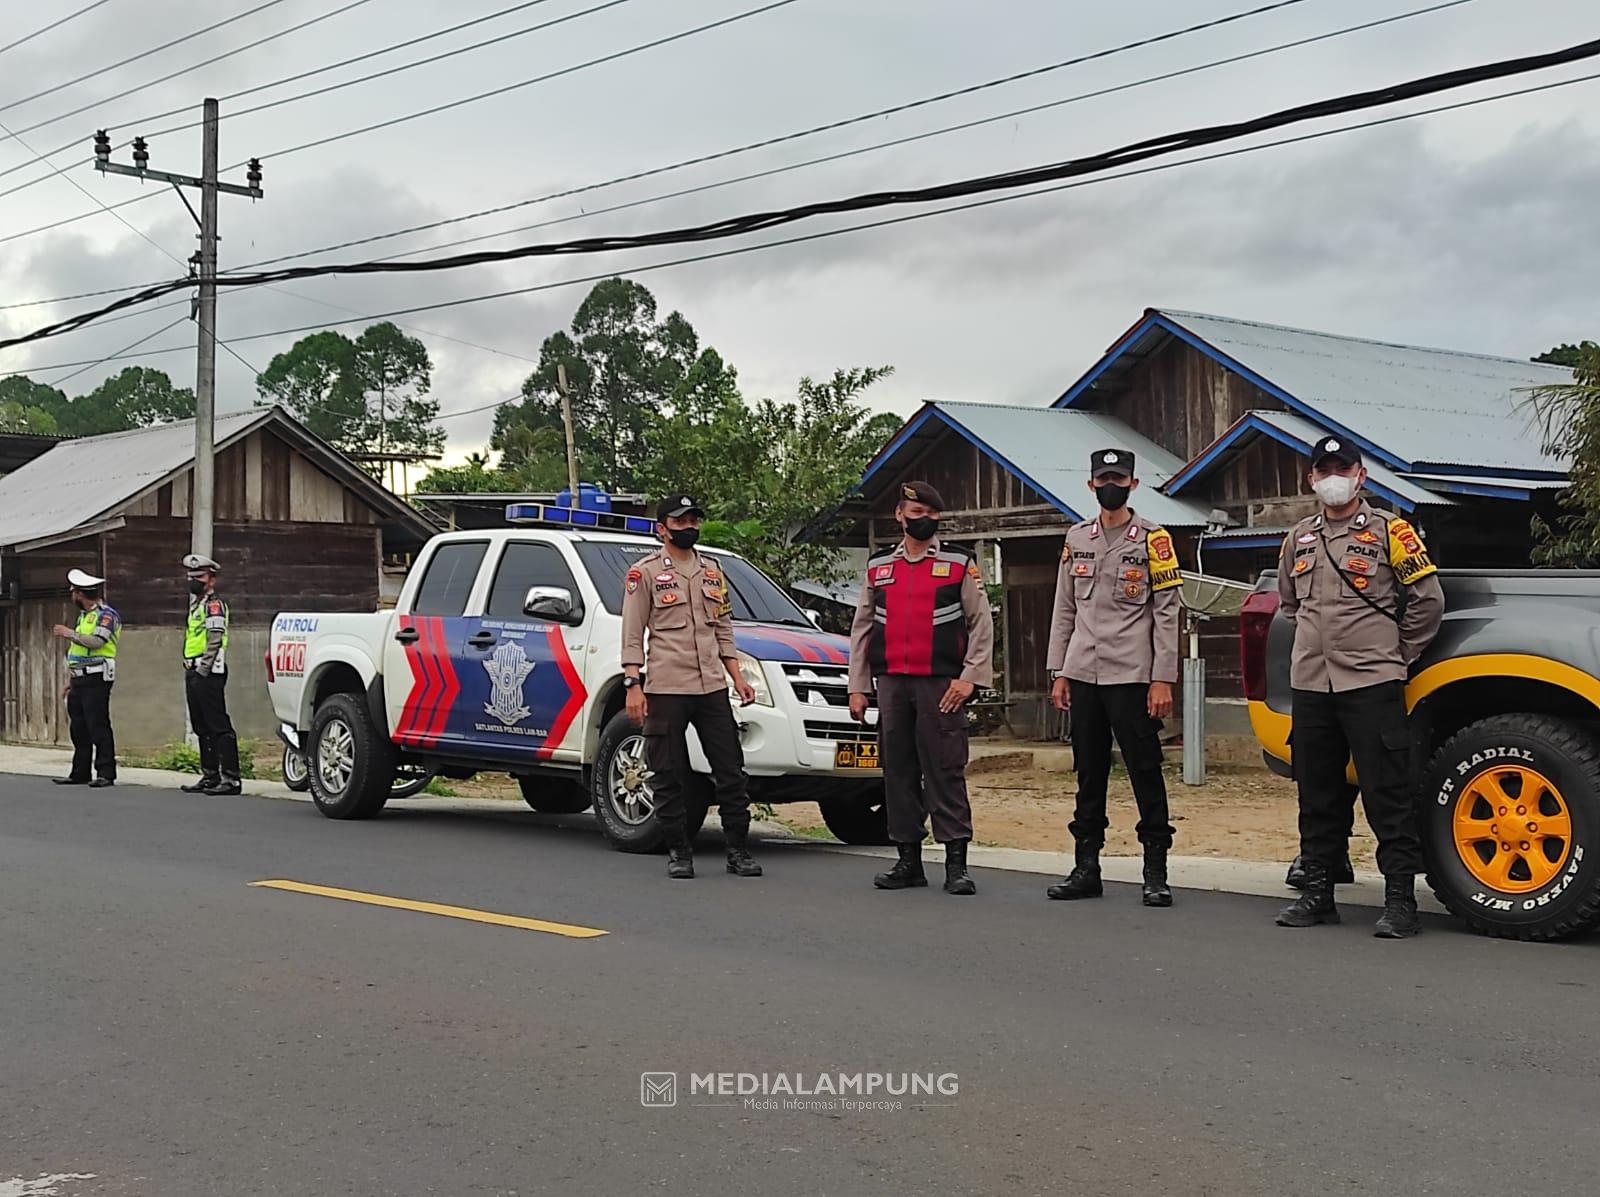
903, 515, 940, 542
1094, 482, 1131, 511
668, 528, 700, 550
187, 579, 207, 596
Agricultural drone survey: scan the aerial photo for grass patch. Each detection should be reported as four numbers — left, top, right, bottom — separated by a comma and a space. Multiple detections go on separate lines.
422, 777, 458, 797
126, 739, 258, 779
789, 824, 836, 841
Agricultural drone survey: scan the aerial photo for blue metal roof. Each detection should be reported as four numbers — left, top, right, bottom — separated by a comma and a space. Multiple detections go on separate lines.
1164, 409, 1453, 513
1055, 309, 1572, 476
862, 401, 1211, 528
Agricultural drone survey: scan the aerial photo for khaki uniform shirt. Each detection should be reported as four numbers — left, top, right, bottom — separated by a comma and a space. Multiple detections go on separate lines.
1045, 512, 1183, 685
1277, 499, 1445, 693
620, 546, 737, 695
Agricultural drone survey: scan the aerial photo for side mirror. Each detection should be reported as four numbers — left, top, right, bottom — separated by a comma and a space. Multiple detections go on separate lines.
804, 608, 823, 628
524, 585, 583, 625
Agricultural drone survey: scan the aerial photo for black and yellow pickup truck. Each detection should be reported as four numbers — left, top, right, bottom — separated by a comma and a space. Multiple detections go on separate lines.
1242, 570, 1600, 941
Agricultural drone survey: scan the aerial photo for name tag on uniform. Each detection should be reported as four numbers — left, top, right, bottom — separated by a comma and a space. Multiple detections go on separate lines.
931, 562, 952, 578
873, 565, 895, 585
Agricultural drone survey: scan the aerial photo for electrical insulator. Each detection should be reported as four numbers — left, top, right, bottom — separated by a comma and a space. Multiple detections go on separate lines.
93, 130, 110, 166
131, 137, 149, 170
246, 158, 263, 191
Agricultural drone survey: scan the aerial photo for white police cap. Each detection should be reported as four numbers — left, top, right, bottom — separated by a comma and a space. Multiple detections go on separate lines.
66, 568, 105, 589
182, 553, 221, 572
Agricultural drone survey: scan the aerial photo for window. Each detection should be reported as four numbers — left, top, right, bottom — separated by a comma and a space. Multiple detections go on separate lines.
487, 542, 580, 619
571, 541, 812, 626
411, 541, 487, 616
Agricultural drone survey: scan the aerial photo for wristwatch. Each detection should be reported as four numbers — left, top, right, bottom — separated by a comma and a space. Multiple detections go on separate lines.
622, 676, 642, 690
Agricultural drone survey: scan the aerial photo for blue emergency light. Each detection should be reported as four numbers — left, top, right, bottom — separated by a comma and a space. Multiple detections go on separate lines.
505, 503, 656, 536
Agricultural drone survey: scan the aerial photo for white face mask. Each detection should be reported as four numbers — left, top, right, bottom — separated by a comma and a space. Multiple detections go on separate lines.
1312, 473, 1360, 508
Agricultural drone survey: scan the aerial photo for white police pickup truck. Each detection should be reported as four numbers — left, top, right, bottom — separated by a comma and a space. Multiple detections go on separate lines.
265, 505, 886, 851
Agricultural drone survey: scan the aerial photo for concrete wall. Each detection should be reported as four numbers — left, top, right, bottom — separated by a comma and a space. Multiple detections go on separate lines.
21, 626, 280, 752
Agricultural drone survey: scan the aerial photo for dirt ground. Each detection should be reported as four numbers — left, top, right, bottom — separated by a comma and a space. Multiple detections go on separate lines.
772, 758, 1381, 868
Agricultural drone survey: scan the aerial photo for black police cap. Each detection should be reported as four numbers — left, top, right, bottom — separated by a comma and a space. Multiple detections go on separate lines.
1309, 436, 1362, 469
1090, 448, 1135, 479
897, 480, 946, 511
656, 493, 705, 522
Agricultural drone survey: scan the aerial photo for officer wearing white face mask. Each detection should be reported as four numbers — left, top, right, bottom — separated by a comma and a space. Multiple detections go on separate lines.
1275, 436, 1444, 939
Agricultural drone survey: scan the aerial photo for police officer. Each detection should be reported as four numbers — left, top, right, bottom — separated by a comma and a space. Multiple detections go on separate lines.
180, 553, 242, 796
51, 568, 121, 788
621, 494, 762, 881
1275, 436, 1444, 937
1044, 449, 1183, 907
847, 481, 995, 896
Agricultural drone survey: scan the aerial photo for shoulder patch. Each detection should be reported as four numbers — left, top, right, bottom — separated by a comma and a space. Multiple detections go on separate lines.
626, 567, 642, 595
205, 598, 224, 617
1147, 528, 1182, 592
1387, 517, 1437, 585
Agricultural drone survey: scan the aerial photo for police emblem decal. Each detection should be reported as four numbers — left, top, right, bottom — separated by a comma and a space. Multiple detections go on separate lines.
483, 640, 535, 726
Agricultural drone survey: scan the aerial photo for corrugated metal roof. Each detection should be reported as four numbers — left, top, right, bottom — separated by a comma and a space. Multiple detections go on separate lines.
930, 401, 1212, 527
1402, 472, 1568, 490
1248, 411, 1453, 509
1160, 309, 1571, 474
0, 408, 271, 548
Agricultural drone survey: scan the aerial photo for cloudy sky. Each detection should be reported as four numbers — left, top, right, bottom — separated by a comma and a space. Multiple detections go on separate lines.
1, 0, 1596, 466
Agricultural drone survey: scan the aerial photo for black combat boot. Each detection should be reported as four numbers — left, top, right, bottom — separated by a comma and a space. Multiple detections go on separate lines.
1285, 853, 1356, 889
666, 839, 694, 880
1373, 875, 1421, 939
1046, 843, 1103, 900
1142, 844, 1172, 908
873, 842, 928, 890
724, 826, 763, 877
943, 839, 976, 896
1276, 857, 1340, 927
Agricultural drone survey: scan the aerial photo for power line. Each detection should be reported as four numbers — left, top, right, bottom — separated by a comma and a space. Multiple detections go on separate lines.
0, 0, 121, 59
0, 0, 575, 187
0, 0, 294, 116
228, 0, 1340, 271
44, 312, 190, 388
2, 0, 378, 144
7, 60, 1598, 379
0, 0, 801, 227
259, 0, 1479, 272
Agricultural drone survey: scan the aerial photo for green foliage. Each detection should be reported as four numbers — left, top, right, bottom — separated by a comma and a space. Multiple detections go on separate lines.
422, 777, 458, 797
257, 321, 442, 461
1534, 344, 1587, 369
447, 279, 900, 592
130, 740, 257, 779
1528, 341, 1600, 567
0, 369, 194, 436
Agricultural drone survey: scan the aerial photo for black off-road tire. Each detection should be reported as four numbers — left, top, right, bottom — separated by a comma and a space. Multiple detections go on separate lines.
590, 713, 711, 853
281, 743, 311, 793
308, 692, 395, 820
1420, 714, 1600, 941
519, 775, 592, 814
819, 790, 892, 845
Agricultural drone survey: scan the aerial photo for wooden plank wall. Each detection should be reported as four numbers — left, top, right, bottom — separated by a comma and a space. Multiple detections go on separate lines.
869, 429, 1053, 518
104, 519, 380, 626
1103, 336, 1284, 461
118, 430, 381, 526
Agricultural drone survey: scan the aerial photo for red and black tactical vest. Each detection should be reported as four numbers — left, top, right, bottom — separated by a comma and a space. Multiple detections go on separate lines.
866, 543, 975, 680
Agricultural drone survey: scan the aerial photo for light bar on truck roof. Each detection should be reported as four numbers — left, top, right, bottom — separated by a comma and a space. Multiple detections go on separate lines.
505, 503, 656, 536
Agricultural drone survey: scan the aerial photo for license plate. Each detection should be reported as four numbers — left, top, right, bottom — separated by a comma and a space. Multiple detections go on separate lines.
834, 741, 879, 770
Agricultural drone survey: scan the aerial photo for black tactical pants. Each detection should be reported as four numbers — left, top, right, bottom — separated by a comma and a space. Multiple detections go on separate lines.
1292, 680, 1422, 877
185, 668, 241, 783
877, 673, 973, 845
67, 675, 116, 782
1068, 680, 1173, 850
644, 690, 751, 845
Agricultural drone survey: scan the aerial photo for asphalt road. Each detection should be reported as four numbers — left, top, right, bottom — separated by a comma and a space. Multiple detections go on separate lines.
5, 775, 1600, 1197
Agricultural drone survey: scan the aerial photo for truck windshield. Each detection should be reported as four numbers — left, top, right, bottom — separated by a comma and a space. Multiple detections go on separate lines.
574, 541, 814, 626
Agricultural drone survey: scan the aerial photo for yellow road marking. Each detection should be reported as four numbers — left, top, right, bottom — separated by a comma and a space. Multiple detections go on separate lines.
249, 879, 608, 938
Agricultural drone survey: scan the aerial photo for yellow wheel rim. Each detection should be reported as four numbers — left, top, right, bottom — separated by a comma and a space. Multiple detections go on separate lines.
1452, 765, 1572, 894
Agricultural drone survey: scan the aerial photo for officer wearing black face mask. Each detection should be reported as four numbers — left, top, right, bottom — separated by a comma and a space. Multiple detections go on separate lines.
179, 553, 242, 796
620, 494, 762, 880
848, 481, 994, 896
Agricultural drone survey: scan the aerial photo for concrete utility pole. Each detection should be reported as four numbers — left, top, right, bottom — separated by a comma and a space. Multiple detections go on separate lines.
556, 362, 580, 501
94, 101, 262, 559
